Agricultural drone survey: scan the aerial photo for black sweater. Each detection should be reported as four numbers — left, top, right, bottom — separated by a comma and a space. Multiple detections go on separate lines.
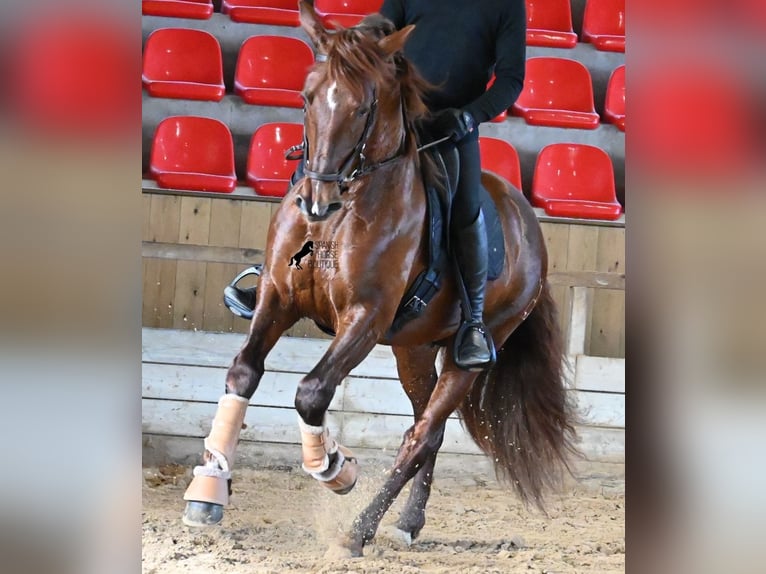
379, 0, 526, 124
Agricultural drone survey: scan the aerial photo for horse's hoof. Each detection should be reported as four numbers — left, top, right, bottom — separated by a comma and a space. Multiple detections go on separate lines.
182, 501, 224, 527
325, 536, 364, 559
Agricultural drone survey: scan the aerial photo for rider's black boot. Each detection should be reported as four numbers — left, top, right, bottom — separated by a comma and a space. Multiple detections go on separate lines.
453, 210, 495, 371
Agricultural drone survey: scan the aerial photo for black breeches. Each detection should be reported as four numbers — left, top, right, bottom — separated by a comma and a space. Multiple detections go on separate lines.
451, 133, 481, 228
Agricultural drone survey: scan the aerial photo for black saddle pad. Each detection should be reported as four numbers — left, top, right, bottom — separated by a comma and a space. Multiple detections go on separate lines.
480, 184, 506, 281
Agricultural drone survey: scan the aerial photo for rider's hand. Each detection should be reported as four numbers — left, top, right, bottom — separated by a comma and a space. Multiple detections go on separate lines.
430, 108, 476, 142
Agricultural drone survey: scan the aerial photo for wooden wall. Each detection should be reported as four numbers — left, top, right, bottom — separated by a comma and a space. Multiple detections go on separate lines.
142, 190, 625, 357
142, 327, 625, 486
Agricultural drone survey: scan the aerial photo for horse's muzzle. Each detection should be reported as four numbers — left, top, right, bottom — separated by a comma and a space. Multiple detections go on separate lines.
296, 194, 343, 222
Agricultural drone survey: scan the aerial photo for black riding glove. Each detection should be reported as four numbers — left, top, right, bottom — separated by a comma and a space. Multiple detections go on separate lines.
431, 108, 476, 142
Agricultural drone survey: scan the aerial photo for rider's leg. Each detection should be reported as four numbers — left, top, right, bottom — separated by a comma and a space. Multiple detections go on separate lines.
451, 132, 494, 370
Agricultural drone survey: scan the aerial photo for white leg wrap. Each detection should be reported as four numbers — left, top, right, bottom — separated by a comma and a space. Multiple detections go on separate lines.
183, 394, 248, 506
299, 418, 338, 474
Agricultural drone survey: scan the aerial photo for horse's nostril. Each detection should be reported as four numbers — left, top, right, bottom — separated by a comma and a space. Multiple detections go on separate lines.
327, 202, 342, 213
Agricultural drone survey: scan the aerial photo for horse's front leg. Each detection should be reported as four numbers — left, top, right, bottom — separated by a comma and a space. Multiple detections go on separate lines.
294, 306, 382, 495
182, 279, 297, 526
345, 359, 477, 556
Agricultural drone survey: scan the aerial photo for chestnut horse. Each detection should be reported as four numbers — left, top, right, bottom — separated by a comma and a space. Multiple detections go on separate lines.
182, 1, 577, 557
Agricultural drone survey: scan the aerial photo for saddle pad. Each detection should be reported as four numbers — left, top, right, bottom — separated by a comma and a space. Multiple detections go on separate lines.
480, 184, 506, 281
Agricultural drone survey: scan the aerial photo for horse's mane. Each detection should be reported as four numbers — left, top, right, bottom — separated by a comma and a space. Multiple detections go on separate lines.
320, 14, 439, 179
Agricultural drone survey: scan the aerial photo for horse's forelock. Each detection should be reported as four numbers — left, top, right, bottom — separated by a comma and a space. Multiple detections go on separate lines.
321, 26, 430, 122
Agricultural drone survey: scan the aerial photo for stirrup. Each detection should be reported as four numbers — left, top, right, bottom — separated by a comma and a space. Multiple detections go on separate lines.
453, 320, 496, 372
223, 265, 261, 319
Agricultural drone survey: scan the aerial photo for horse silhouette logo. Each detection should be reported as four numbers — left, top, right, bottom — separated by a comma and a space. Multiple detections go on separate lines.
289, 241, 314, 270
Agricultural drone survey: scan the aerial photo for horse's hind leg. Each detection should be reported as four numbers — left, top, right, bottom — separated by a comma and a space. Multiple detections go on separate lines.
391, 345, 441, 543
182, 280, 297, 526
345, 356, 477, 556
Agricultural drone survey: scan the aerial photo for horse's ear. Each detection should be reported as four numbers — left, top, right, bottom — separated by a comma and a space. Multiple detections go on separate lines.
377, 25, 415, 56
299, 0, 329, 51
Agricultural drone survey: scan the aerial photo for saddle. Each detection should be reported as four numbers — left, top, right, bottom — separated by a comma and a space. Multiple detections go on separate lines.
387, 141, 506, 335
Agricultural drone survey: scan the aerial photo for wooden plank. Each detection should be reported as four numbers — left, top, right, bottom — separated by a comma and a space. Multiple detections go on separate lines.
142, 328, 400, 379
209, 199, 243, 248
567, 286, 591, 356
142, 242, 264, 265
596, 226, 625, 274
147, 194, 181, 243
239, 201, 272, 250
142, 194, 152, 242
343, 376, 411, 416
591, 226, 625, 358
202, 262, 236, 333
339, 412, 483, 455
574, 426, 625, 463
541, 222, 571, 339
142, 259, 178, 328
142, 398, 342, 444
566, 225, 600, 356
141, 363, 344, 411
171, 261, 207, 330
572, 390, 624, 428
177, 196, 212, 245
590, 289, 625, 358
574, 355, 625, 393
548, 271, 624, 290
142, 435, 624, 486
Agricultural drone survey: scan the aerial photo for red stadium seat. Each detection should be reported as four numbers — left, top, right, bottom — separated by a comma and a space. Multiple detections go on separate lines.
150, 116, 237, 193
531, 143, 622, 220
314, 0, 384, 28
582, 0, 625, 52
511, 57, 600, 129
526, 0, 578, 48
246, 123, 304, 197
222, 0, 300, 26
142, 29, 225, 101
235, 36, 314, 107
142, 0, 213, 19
603, 65, 625, 131
479, 137, 522, 191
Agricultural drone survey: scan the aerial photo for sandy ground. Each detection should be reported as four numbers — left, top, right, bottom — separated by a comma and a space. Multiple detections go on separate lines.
142, 465, 625, 574
143, 462, 624, 574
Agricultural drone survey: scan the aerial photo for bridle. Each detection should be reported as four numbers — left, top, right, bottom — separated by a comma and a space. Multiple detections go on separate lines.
285, 54, 408, 191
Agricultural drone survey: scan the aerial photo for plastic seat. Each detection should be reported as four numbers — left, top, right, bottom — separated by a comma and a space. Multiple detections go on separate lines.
479, 137, 522, 191
511, 57, 600, 129
314, 0, 383, 28
142, 0, 213, 19
582, 0, 625, 52
246, 123, 304, 197
603, 65, 625, 131
142, 29, 225, 101
235, 36, 314, 107
526, 0, 578, 48
150, 116, 237, 193
531, 143, 622, 220
222, 0, 300, 26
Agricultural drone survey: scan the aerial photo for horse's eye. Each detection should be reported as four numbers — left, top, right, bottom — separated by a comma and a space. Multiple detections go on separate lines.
357, 107, 369, 118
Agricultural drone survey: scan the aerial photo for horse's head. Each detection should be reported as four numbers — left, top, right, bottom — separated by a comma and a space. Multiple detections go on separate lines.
295, 1, 425, 221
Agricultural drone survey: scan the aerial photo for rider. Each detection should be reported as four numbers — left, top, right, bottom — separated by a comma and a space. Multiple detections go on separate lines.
378, 0, 527, 369
225, 0, 526, 371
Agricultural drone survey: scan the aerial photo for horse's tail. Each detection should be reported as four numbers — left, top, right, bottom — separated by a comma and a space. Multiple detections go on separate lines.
459, 282, 579, 510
